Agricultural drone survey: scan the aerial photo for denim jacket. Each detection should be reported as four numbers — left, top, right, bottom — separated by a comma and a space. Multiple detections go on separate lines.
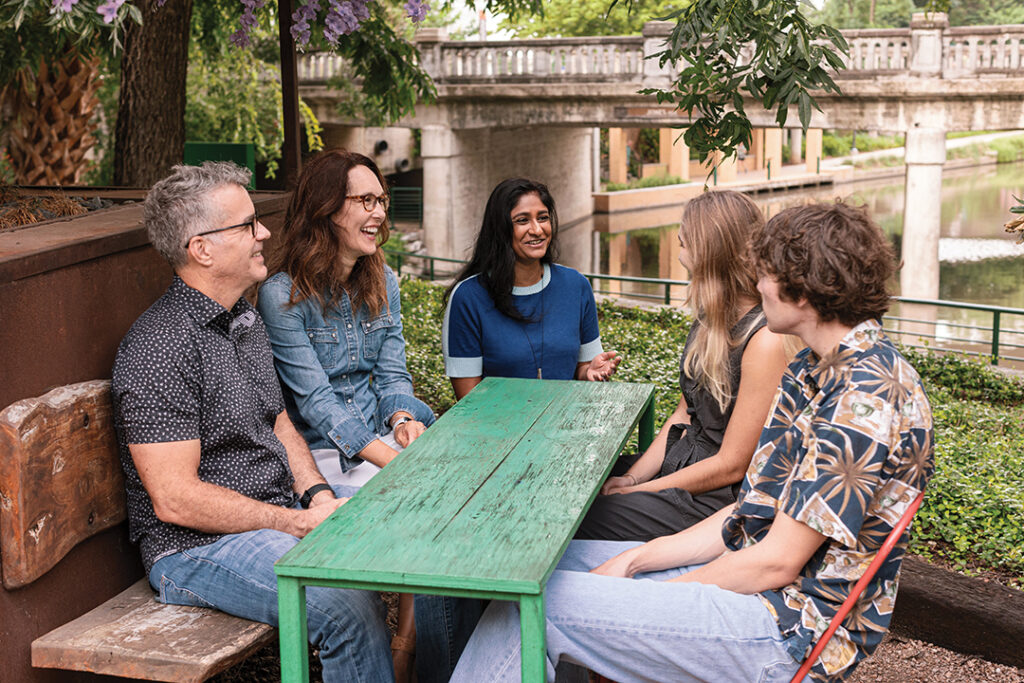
257, 267, 435, 471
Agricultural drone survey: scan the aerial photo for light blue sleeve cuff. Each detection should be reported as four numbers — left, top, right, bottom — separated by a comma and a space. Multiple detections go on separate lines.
445, 356, 483, 378
377, 393, 436, 430
578, 337, 604, 363
327, 417, 379, 471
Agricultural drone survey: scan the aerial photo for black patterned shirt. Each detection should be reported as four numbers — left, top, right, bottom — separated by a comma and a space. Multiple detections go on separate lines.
112, 276, 298, 573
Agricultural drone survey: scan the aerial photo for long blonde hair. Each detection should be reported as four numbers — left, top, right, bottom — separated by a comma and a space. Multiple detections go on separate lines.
680, 191, 764, 412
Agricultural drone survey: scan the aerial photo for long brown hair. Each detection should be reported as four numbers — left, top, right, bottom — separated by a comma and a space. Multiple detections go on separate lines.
272, 149, 390, 316
680, 190, 764, 412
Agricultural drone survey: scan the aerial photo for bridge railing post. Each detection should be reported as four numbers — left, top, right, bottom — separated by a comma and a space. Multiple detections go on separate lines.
641, 21, 675, 89
415, 27, 449, 81
909, 12, 948, 77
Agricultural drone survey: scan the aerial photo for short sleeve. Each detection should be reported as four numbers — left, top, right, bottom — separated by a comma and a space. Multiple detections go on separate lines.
443, 279, 484, 378
780, 387, 897, 547
576, 273, 602, 363
112, 332, 202, 445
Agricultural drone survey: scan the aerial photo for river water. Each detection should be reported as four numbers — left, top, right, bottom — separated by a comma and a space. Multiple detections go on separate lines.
557, 160, 1024, 358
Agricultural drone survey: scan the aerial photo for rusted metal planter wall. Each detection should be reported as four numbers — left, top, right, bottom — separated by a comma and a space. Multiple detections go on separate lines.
0, 193, 288, 683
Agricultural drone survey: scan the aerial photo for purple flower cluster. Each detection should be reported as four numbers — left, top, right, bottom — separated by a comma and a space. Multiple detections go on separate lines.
290, 0, 322, 47
51, 0, 78, 12
323, 0, 371, 44
404, 0, 429, 23
230, 0, 267, 47
96, 0, 124, 23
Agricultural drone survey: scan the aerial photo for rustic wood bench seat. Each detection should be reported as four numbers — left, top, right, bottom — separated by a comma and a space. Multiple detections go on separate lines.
0, 380, 274, 682
32, 578, 275, 682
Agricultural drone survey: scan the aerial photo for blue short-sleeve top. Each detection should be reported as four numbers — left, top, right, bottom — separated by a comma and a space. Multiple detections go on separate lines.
442, 263, 603, 381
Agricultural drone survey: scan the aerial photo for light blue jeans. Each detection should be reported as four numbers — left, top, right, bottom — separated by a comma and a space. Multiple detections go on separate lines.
450, 540, 802, 683
150, 485, 478, 683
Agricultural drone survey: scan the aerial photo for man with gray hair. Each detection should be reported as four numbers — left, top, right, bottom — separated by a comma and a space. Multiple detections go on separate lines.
111, 162, 394, 681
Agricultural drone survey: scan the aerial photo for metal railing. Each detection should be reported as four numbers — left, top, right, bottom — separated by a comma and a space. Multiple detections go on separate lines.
385, 250, 1024, 366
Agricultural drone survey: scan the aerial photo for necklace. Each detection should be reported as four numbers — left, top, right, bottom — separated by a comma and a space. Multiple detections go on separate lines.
520, 273, 545, 379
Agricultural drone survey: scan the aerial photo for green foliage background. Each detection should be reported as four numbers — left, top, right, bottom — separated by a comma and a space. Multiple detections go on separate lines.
399, 278, 1024, 586
500, 0, 686, 38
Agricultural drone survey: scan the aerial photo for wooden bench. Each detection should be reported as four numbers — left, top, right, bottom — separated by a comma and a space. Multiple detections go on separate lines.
0, 380, 275, 682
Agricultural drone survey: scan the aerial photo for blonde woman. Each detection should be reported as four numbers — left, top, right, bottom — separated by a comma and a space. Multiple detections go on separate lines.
577, 190, 788, 541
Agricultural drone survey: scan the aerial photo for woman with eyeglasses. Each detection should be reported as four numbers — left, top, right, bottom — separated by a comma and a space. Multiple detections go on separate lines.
257, 149, 447, 683
442, 178, 620, 400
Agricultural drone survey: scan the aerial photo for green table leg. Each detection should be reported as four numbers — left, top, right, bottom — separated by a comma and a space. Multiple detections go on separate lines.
639, 392, 655, 451
277, 576, 310, 683
519, 592, 547, 682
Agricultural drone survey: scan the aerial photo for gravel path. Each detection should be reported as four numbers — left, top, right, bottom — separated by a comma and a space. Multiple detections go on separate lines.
213, 630, 1024, 682
849, 635, 1024, 682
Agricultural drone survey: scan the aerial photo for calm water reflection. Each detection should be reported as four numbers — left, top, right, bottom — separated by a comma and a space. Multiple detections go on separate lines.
557, 160, 1024, 356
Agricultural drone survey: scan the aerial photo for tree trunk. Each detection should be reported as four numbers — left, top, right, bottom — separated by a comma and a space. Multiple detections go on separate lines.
113, 0, 193, 187
2, 49, 100, 186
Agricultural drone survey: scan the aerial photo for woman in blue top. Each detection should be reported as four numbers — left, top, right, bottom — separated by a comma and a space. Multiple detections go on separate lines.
257, 149, 446, 683
442, 178, 620, 400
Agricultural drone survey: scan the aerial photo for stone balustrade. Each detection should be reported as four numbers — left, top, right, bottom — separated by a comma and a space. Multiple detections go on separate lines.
427, 36, 645, 81
944, 25, 1024, 75
836, 28, 911, 73
297, 14, 1024, 87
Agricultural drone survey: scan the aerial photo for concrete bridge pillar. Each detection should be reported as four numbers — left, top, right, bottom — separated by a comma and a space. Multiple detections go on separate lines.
788, 129, 802, 164
713, 151, 738, 185
764, 128, 783, 178
901, 126, 946, 301
421, 125, 594, 260
805, 129, 823, 173
659, 128, 689, 181
421, 125, 457, 261
750, 129, 765, 170
609, 128, 628, 185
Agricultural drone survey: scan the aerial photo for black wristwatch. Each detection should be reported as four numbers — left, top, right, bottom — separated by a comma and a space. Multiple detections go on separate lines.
299, 483, 333, 509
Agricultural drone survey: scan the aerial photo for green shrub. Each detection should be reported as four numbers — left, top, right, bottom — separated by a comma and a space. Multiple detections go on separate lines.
988, 136, 1024, 163
900, 346, 1024, 405
604, 175, 689, 192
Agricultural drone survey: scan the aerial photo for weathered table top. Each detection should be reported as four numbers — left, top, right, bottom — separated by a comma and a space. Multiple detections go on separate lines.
276, 377, 654, 593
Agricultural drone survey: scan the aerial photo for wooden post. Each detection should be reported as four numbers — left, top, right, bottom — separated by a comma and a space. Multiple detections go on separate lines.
279, 0, 302, 189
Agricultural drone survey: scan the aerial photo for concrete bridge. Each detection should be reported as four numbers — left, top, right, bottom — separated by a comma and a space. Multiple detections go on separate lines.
297, 13, 1024, 301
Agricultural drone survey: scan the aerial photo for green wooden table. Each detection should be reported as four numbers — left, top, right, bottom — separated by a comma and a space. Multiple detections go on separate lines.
275, 377, 655, 682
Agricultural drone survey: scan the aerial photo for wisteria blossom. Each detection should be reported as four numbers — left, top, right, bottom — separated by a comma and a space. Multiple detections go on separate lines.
290, 0, 321, 46
96, 0, 124, 23
404, 0, 428, 23
51, 0, 428, 47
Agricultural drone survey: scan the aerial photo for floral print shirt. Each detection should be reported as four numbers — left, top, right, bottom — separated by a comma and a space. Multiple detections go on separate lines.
722, 319, 934, 681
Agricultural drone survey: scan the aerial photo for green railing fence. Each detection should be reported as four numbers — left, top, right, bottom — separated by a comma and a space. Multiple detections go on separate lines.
385, 249, 1024, 366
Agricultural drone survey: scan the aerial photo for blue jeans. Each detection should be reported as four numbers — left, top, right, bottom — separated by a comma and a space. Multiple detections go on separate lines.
150, 485, 478, 682
450, 540, 802, 683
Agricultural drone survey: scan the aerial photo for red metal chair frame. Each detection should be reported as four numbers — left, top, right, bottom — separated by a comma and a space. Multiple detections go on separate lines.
788, 490, 926, 683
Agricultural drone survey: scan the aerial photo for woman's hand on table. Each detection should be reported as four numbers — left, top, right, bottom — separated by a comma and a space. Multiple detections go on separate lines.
393, 419, 426, 448
582, 351, 621, 382
600, 474, 638, 495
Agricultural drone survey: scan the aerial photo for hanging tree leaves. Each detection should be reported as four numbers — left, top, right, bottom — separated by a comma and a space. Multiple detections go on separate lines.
640, 0, 848, 165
